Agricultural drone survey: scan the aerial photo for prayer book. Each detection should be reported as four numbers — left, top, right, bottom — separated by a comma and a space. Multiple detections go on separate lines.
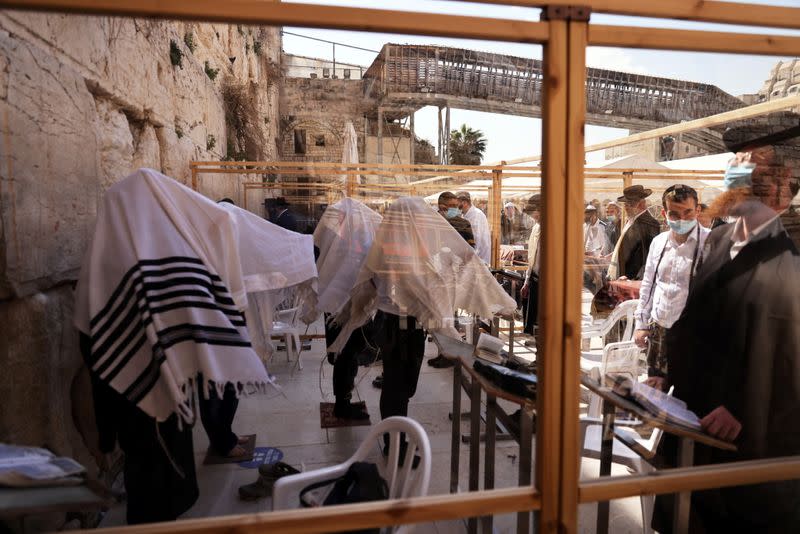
475, 333, 504, 364
609, 375, 702, 431
0, 444, 86, 487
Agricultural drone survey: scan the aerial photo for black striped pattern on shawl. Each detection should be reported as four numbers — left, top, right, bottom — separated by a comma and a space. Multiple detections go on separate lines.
87, 256, 250, 406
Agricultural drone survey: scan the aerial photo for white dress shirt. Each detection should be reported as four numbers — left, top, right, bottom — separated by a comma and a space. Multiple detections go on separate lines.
463, 205, 491, 263
729, 213, 780, 260
583, 219, 609, 256
634, 224, 710, 330
525, 222, 541, 282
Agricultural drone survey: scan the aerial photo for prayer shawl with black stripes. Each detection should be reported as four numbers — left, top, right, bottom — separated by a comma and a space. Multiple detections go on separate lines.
74, 168, 318, 422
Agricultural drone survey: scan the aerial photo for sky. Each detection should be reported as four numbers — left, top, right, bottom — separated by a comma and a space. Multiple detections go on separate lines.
281, 0, 800, 164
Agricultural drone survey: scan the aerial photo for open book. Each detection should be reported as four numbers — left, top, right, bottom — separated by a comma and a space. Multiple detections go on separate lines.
609, 375, 702, 431
475, 333, 504, 365
0, 444, 86, 487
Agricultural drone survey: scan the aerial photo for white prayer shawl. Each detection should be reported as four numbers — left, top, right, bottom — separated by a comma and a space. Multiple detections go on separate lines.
329, 197, 517, 354
313, 197, 382, 318
74, 168, 318, 422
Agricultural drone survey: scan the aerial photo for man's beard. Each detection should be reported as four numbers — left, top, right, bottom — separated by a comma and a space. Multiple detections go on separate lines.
706, 188, 753, 220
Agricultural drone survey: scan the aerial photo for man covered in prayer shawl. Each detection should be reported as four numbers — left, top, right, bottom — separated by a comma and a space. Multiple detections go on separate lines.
313, 197, 382, 420
654, 115, 800, 532
74, 169, 317, 523
330, 197, 516, 463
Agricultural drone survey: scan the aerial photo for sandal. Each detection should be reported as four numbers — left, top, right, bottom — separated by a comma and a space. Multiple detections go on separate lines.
257, 461, 301, 482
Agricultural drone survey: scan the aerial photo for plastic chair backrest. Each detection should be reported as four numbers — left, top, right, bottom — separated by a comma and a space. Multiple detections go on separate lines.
275, 306, 300, 326
604, 299, 639, 341
601, 340, 643, 386
272, 416, 431, 532
587, 341, 645, 418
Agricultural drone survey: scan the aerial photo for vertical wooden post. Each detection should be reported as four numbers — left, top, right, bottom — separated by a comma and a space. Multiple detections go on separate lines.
491, 167, 502, 269
621, 171, 633, 228
409, 111, 415, 164
561, 17, 589, 534
377, 108, 384, 164
537, 16, 569, 534
191, 164, 198, 191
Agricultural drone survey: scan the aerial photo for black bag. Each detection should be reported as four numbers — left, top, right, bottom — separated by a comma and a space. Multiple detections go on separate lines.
299, 461, 389, 533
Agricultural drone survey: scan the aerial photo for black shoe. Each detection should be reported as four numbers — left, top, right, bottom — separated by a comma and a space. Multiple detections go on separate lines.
427, 355, 445, 367
372, 375, 383, 389
428, 355, 455, 369
382, 442, 420, 469
334, 402, 370, 420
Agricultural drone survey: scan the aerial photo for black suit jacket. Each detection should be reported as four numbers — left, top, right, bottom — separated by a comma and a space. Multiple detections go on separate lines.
274, 209, 299, 232
617, 210, 660, 280
660, 220, 800, 530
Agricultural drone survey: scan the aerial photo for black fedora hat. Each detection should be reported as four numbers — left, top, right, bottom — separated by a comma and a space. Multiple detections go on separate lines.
617, 185, 652, 203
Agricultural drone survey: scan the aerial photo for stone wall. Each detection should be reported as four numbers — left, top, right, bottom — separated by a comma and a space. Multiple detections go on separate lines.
0, 12, 281, 483
279, 77, 367, 163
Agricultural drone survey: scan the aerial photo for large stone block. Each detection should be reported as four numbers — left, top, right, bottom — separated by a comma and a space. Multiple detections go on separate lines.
0, 28, 100, 298
0, 286, 95, 471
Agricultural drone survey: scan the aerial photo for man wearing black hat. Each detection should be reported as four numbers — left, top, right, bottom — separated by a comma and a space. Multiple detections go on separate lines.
654, 115, 800, 532
268, 197, 299, 232
607, 184, 661, 281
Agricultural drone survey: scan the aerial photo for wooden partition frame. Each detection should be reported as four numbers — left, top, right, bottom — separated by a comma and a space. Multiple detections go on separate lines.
7, 2, 800, 533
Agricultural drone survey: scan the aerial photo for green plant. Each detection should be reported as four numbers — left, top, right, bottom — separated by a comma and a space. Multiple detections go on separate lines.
448, 123, 487, 165
206, 134, 216, 151
253, 40, 262, 56
169, 40, 183, 68
204, 61, 219, 81
183, 32, 196, 53
175, 124, 184, 139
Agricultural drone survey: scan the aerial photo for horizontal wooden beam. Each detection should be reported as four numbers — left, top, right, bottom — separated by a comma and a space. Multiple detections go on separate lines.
454, 0, 800, 31
93, 487, 540, 534
589, 24, 800, 56
0, 1, 549, 44
499, 94, 800, 166
580, 456, 800, 504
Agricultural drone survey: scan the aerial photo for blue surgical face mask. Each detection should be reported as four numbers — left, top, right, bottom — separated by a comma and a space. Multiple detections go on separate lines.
446, 207, 460, 219
723, 162, 755, 190
667, 218, 697, 235
607, 215, 616, 223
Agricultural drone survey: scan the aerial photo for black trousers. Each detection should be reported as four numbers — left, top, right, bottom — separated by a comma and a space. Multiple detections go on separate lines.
522, 274, 539, 335
324, 316, 362, 405
377, 312, 426, 421
198, 375, 239, 455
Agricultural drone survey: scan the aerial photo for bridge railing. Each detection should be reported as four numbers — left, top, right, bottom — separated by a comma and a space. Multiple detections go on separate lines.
367, 44, 744, 125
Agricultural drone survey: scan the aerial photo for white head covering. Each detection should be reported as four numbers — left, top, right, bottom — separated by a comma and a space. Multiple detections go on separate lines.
313, 197, 382, 317
329, 196, 517, 353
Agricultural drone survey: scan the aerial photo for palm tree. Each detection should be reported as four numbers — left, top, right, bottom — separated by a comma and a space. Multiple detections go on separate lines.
448, 124, 487, 165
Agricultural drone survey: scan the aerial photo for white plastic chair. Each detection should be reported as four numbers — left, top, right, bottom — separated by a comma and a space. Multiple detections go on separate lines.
580, 299, 640, 369
272, 306, 303, 369
580, 342, 671, 534
273, 416, 432, 534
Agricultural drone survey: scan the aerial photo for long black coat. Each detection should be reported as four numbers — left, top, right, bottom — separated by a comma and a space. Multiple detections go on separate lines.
617, 210, 660, 280
661, 219, 800, 531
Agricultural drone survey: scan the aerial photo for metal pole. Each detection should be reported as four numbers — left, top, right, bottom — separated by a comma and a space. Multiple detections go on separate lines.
332, 42, 336, 78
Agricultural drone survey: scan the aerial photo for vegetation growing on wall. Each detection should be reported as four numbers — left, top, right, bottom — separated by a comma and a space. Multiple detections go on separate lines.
204, 61, 219, 81
169, 39, 183, 68
183, 32, 196, 53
